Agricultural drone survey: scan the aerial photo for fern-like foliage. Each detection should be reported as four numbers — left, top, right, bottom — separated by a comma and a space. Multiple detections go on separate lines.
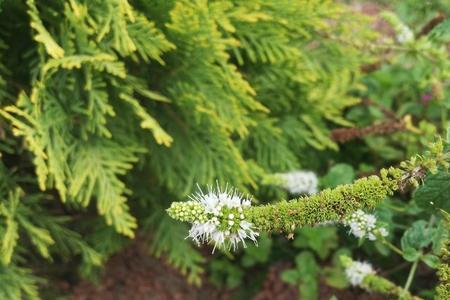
0, 0, 380, 295
145, 210, 205, 285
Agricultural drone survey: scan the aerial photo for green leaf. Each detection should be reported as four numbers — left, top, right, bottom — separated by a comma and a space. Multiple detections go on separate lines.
119, 93, 173, 146
429, 18, 450, 43
0, 217, 19, 265
374, 240, 390, 256
241, 233, 272, 267
0, 190, 20, 265
323, 267, 348, 289
295, 251, 319, 300
365, 137, 404, 160
447, 122, 450, 143
320, 164, 355, 188
402, 247, 421, 262
431, 220, 449, 254
421, 254, 439, 269
27, 0, 64, 59
18, 217, 54, 259
323, 248, 351, 289
280, 269, 300, 285
401, 220, 434, 252
414, 171, 450, 212
209, 259, 244, 289
148, 212, 205, 286
0, 264, 41, 300
293, 227, 338, 260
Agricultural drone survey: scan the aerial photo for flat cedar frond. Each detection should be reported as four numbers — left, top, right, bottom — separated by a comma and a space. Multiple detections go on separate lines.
2, 0, 443, 297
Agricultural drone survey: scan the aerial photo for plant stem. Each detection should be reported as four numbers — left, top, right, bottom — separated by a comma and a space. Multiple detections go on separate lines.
401, 259, 419, 299
381, 237, 404, 256
399, 215, 436, 298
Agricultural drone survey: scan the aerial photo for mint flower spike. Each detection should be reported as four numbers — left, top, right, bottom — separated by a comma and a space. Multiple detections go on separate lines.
167, 185, 259, 252
341, 256, 423, 300
345, 260, 375, 286
168, 141, 447, 246
279, 170, 318, 195
344, 209, 389, 241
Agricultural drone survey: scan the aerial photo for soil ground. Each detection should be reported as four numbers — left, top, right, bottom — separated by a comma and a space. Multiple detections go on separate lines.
69, 242, 387, 300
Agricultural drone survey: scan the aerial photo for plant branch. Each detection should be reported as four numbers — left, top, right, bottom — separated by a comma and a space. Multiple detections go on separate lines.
402, 260, 419, 298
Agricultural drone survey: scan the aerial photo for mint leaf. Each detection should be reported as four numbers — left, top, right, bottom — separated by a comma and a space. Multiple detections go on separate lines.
414, 172, 450, 212
295, 251, 319, 300
421, 254, 440, 269
401, 220, 433, 251
241, 233, 272, 267
281, 269, 300, 285
293, 227, 338, 260
402, 247, 421, 262
321, 164, 355, 188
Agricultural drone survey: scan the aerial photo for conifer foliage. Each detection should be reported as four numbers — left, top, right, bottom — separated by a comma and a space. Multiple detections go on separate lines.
0, 0, 383, 297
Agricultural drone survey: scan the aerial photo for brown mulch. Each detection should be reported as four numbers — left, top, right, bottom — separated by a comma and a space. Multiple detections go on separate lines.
252, 262, 298, 300
70, 242, 231, 300
68, 241, 387, 300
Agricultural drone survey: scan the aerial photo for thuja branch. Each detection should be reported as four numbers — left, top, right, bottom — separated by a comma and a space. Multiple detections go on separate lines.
167, 141, 449, 250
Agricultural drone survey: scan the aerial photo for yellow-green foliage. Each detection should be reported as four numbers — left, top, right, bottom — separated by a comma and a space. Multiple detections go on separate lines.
0, 0, 380, 296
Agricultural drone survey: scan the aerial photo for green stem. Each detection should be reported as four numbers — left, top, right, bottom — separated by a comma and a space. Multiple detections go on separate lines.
385, 204, 407, 213
381, 236, 404, 256
401, 260, 419, 298
400, 215, 435, 298
441, 108, 448, 132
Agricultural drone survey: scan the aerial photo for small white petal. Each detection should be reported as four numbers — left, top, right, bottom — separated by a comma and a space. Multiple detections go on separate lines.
187, 185, 259, 252
242, 199, 251, 206
280, 170, 318, 195
345, 261, 375, 286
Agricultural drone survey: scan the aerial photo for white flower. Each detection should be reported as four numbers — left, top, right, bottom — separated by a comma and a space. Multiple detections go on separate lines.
280, 170, 318, 195
187, 185, 259, 252
345, 261, 375, 286
378, 227, 388, 237
188, 221, 217, 244
344, 210, 388, 241
397, 26, 414, 43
